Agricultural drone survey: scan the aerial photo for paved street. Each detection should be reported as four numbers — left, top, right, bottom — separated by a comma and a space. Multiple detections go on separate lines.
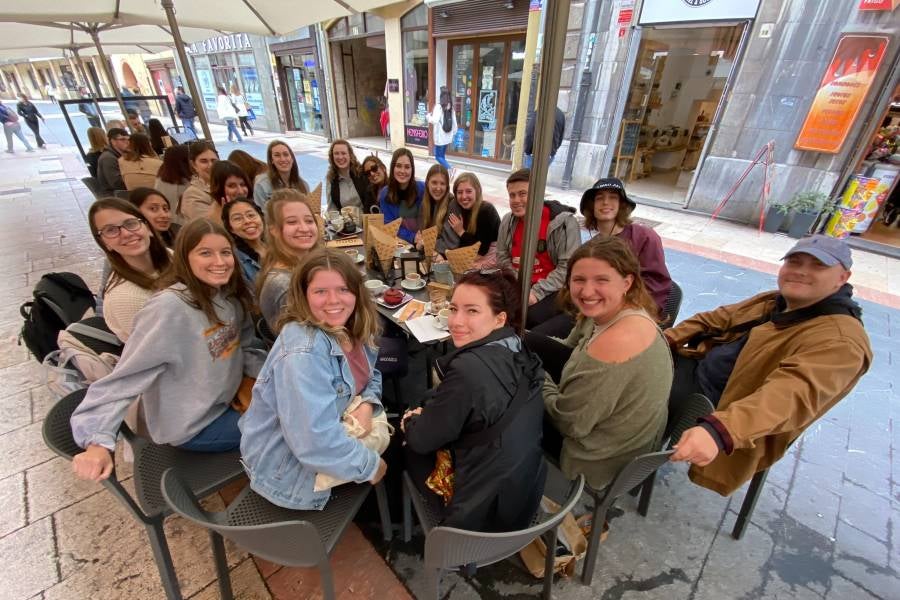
0, 126, 897, 599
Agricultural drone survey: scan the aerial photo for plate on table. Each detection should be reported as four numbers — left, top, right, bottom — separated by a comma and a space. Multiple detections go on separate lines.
400, 279, 426, 291
376, 292, 413, 309
327, 225, 362, 238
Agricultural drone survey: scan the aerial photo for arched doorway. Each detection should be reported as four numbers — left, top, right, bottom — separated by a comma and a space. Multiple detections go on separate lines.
122, 62, 139, 89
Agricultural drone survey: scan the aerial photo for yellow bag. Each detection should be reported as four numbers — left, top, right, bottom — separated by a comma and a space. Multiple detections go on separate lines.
518, 496, 588, 578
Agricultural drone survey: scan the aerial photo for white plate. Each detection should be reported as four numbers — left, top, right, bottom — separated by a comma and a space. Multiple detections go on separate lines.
401, 279, 426, 291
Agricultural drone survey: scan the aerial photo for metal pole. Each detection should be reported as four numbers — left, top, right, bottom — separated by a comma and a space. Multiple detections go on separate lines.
518, 0, 571, 334
512, 2, 543, 170
86, 27, 133, 132
162, 0, 214, 141
560, 0, 603, 190
69, 48, 94, 96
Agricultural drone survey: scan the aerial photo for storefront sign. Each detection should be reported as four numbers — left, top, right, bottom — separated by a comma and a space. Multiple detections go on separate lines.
858, 0, 899, 10
405, 125, 429, 146
795, 35, 890, 154
188, 33, 253, 55
639, 0, 761, 24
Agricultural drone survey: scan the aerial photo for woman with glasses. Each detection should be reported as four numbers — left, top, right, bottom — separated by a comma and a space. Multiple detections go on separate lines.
88, 197, 172, 342
401, 268, 546, 532
180, 141, 219, 221
361, 155, 388, 202
325, 139, 374, 213
434, 172, 500, 267
379, 147, 425, 244
71, 218, 266, 482
253, 140, 310, 209
222, 197, 266, 288
535, 237, 672, 492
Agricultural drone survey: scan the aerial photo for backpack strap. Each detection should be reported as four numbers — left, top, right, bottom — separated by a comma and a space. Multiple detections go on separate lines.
67, 322, 123, 347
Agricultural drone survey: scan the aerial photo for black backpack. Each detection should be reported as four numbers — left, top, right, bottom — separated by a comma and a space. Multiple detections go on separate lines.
442, 105, 453, 133
19, 272, 96, 362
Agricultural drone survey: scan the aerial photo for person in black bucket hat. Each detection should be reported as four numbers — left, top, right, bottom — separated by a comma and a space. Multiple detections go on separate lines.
578, 177, 672, 317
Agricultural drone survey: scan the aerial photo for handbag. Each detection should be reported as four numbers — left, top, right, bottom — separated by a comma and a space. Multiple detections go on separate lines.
247, 107, 256, 121
519, 496, 588, 578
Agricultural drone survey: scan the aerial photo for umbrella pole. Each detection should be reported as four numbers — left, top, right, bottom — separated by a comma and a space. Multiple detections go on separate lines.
517, 0, 571, 335
86, 27, 133, 133
162, 0, 213, 142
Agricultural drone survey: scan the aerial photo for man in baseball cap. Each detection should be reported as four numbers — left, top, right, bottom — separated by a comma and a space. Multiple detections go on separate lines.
664, 234, 871, 497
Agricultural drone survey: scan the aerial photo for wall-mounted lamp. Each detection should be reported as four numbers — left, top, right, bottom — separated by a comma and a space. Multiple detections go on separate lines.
439, 10, 449, 18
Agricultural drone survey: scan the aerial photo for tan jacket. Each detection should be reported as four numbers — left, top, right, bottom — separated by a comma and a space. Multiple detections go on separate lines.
118, 156, 163, 191
179, 177, 220, 223
666, 291, 872, 496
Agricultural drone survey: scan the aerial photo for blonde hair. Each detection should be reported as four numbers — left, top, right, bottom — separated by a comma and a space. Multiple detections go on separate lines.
257, 189, 321, 305
452, 172, 483, 236
87, 127, 107, 153
279, 247, 380, 345
421, 164, 451, 230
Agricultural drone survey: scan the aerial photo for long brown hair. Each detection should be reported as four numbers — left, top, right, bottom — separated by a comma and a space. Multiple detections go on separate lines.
361, 154, 387, 197
87, 126, 107, 153
326, 139, 362, 182
279, 247, 380, 344
88, 197, 171, 294
421, 164, 450, 230
122, 133, 157, 161
157, 218, 253, 325
452, 172, 483, 236
385, 147, 417, 207
560, 236, 658, 321
227, 149, 267, 180
156, 144, 192, 184
265, 140, 309, 193
210, 160, 252, 205
257, 189, 322, 304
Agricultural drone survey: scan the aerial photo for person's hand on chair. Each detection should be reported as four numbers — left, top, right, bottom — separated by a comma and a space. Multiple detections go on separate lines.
370, 458, 388, 484
670, 426, 719, 466
72, 445, 114, 481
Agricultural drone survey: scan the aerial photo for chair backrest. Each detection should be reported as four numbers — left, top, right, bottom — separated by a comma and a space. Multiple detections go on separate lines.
166, 126, 198, 145
665, 393, 714, 449
662, 281, 683, 327
424, 461, 584, 571
255, 316, 276, 348
160, 468, 327, 567
81, 176, 101, 199
594, 450, 674, 515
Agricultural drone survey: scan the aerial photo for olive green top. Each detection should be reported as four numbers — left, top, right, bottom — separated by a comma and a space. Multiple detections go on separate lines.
543, 310, 673, 489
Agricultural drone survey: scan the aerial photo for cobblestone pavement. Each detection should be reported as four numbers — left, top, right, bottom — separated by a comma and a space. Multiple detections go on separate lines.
0, 137, 897, 600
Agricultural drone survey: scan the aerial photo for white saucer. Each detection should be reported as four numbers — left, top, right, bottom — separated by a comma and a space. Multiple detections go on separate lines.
401, 279, 426, 291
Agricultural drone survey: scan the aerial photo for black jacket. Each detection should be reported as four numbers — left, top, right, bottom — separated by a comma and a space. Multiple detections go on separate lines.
175, 93, 197, 119
405, 328, 547, 532
328, 170, 376, 213
524, 107, 566, 156
16, 101, 42, 124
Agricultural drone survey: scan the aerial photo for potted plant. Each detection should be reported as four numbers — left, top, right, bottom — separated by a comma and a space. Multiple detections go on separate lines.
762, 201, 789, 233
785, 191, 827, 238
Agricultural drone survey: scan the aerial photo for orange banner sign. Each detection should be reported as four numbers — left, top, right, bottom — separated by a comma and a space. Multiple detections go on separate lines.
794, 35, 889, 154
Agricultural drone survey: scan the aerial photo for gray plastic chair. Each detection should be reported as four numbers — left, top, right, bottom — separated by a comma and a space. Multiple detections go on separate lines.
161, 468, 393, 600
402, 459, 584, 599
661, 280, 683, 328
42, 389, 245, 600
732, 468, 768, 540
80, 176, 101, 199
634, 392, 715, 516
581, 450, 676, 585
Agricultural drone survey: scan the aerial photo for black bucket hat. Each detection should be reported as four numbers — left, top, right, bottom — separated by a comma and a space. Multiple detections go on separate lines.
579, 177, 636, 217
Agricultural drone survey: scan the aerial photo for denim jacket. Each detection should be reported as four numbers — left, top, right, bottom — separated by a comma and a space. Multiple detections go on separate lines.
239, 322, 383, 510
235, 247, 261, 290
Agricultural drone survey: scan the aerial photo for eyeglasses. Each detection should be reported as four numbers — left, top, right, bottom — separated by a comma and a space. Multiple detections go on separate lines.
229, 211, 260, 225
97, 218, 143, 239
113, 136, 130, 142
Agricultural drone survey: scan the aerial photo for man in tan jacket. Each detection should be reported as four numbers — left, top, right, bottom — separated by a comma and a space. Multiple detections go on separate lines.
667, 235, 872, 496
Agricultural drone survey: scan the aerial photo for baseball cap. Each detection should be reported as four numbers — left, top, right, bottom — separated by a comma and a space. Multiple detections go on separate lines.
782, 235, 852, 269
579, 177, 636, 217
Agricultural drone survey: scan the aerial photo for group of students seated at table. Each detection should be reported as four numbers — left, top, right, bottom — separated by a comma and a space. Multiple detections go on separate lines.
69, 138, 872, 535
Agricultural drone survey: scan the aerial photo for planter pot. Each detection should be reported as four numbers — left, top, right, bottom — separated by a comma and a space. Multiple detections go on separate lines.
762, 206, 787, 233
788, 211, 818, 239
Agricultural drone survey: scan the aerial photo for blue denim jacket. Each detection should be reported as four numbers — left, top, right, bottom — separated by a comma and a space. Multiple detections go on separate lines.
239, 322, 383, 510
235, 247, 260, 290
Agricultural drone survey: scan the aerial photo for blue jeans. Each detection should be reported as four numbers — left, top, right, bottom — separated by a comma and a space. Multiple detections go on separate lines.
225, 118, 242, 143
434, 144, 451, 170
523, 153, 556, 169
177, 407, 241, 452
181, 117, 196, 137
4, 123, 34, 152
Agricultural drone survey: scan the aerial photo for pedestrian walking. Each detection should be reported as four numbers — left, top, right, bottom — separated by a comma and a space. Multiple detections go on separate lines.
16, 94, 46, 149
134, 88, 152, 123
174, 86, 198, 138
0, 102, 35, 153
78, 88, 102, 129
427, 86, 456, 172
216, 86, 243, 143
45, 83, 57, 104
230, 84, 253, 137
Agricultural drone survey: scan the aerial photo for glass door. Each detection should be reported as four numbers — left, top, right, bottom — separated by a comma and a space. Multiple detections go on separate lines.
473, 41, 505, 159
285, 67, 304, 130
450, 43, 474, 154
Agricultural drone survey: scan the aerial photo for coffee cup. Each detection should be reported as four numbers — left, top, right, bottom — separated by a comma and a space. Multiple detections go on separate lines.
404, 272, 423, 287
364, 279, 386, 295
329, 216, 344, 231
437, 308, 451, 329
345, 249, 361, 263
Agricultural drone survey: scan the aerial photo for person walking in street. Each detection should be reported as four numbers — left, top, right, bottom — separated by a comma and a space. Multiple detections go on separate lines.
230, 84, 253, 137
45, 82, 57, 104
78, 88, 102, 129
175, 86, 198, 138
426, 86, 456, 172
216, 86, 243, 144
16, 94, 46, 149
524, 106, 566, 169
133, 88, 152, 124
0, 101, 34, 153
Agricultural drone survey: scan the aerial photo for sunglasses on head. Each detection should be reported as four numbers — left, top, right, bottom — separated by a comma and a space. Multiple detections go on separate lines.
365, 165, 380, 175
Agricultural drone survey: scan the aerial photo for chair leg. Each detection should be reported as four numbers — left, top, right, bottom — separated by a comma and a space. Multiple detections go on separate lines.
581, 503, 606, 586
209, 531, 234, 600
319, 557, 336, 600
402, 478, 412, 543
637, 471, 657, 517
144, 519, 183, 600
374, 481, 393, 541
542, 526, 559, 600
732, 469, 769, 540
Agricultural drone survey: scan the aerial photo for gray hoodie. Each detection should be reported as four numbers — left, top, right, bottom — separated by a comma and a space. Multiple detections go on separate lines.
71, 284, 267, 449
496, 200, 580, 300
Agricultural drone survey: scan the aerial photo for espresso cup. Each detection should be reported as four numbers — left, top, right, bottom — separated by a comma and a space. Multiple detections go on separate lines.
437, 308, 451, 328
405, 272, 422, 285
329, 216, 344, 231
364, 279, 386, 295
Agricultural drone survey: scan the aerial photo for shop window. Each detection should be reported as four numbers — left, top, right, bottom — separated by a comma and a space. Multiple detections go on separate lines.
330, 18, 349, 38
402, 29, 429, 146
401, 4, 427, 28
349, 13, 365, 36
366, 14, 385, 33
